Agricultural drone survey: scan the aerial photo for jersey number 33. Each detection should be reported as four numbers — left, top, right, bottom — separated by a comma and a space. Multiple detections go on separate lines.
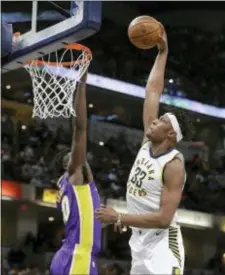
130, 167, 147, 188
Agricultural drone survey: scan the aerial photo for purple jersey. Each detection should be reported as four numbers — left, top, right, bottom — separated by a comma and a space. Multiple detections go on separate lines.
54, 173, 101, 275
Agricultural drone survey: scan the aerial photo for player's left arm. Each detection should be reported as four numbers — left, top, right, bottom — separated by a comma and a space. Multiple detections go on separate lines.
96, 158, 184, 228
67, 71, 88, 175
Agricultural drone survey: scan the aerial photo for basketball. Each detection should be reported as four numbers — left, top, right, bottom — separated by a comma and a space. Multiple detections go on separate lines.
128, 16, 163, 50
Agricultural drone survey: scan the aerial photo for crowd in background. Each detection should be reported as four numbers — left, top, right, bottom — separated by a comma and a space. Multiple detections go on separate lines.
2, 112, 225, 214
2, 232, 225, 275
2, 17, 225, 275
86, 20, 225, 107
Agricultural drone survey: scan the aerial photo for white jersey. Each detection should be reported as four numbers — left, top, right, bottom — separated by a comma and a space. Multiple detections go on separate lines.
127, 141, 186, 274
126, 140, 185, 243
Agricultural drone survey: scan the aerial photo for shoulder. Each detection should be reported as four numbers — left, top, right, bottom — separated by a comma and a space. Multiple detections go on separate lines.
173, 150, 185, 163
165, 157, 185, 175
163, 157, 185, 186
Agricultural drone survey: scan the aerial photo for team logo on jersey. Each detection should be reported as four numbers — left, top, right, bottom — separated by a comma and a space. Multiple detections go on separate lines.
127, 157, 155, 196
127, 183, 147, 197
172, 267, 181, 275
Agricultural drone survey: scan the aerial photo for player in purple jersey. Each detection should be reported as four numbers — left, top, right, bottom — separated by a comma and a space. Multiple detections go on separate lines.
50, 69, 101, 275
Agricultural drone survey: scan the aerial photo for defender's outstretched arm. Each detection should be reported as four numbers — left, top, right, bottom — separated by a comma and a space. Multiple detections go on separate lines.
68, 71, 88, 175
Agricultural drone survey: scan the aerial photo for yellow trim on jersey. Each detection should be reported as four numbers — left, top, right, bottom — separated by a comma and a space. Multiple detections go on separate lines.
172, 267, 181, 275
169, 226, 181, 267
69, 185, 94, 275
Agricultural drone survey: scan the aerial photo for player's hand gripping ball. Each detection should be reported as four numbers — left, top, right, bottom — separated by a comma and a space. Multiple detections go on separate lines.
128, 15, 163, 49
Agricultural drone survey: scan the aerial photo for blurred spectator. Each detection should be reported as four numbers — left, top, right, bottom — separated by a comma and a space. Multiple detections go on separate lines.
1, 118, 225, 213
84, 21, 225, 107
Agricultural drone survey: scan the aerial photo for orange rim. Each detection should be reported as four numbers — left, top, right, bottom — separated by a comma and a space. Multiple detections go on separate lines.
25, 43, 92, 67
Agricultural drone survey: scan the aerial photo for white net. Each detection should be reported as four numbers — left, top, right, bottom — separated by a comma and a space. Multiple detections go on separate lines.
24, 45, 91, 119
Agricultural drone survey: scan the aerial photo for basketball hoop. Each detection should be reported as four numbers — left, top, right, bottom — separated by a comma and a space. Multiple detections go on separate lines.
24, 43, 92, 119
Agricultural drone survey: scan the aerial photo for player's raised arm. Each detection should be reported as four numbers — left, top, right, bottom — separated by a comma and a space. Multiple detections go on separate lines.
143, 29, 168, 135
68, 71, 88, 175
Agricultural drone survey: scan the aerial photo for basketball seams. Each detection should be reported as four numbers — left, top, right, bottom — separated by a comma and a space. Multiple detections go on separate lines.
128, 20, 159, 31
129, 27, 160, 39
129, 16, 157, 27
128, 21, 160, 36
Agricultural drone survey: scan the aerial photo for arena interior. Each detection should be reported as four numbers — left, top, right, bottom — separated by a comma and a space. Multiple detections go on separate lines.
1, 1, 225, 275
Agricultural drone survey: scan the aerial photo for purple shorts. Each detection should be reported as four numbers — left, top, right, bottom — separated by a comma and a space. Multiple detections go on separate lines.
50, 246, 98, 275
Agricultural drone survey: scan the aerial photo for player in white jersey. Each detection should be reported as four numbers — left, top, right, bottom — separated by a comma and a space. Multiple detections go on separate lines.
96, 28, 195, 274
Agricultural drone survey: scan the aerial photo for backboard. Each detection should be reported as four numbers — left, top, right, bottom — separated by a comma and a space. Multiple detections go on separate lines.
2, 1, 102, 73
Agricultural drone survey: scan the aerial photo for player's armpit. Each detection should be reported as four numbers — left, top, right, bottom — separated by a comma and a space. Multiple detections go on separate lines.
159, 158, 185, 227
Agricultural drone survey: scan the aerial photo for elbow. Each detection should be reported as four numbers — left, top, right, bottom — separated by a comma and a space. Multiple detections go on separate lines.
158, 214, 171, 229
159, 220, 170, 229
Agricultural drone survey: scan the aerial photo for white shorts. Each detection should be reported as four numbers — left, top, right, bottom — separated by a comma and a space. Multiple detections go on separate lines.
130, 227, 185, 275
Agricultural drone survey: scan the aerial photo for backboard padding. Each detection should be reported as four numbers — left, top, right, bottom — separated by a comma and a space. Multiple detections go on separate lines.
2, 1, 101, 73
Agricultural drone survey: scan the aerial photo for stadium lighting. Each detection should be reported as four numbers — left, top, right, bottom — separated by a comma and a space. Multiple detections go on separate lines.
42, 65, 225, 119
48, 217, 54, 222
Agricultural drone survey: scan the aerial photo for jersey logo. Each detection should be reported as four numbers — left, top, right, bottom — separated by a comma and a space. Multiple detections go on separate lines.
134, 158, 155, 182
127, 157, 155, 197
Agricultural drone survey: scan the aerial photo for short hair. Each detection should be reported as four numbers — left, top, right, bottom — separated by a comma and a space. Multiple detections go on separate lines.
164, 106, 196, 141
53, 148, 70, 175
52, 150, 90, 182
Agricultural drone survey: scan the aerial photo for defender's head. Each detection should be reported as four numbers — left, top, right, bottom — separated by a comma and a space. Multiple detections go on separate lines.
53, 148, 71, 175
146, 108, 195, 144
53, 149, 90, 182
